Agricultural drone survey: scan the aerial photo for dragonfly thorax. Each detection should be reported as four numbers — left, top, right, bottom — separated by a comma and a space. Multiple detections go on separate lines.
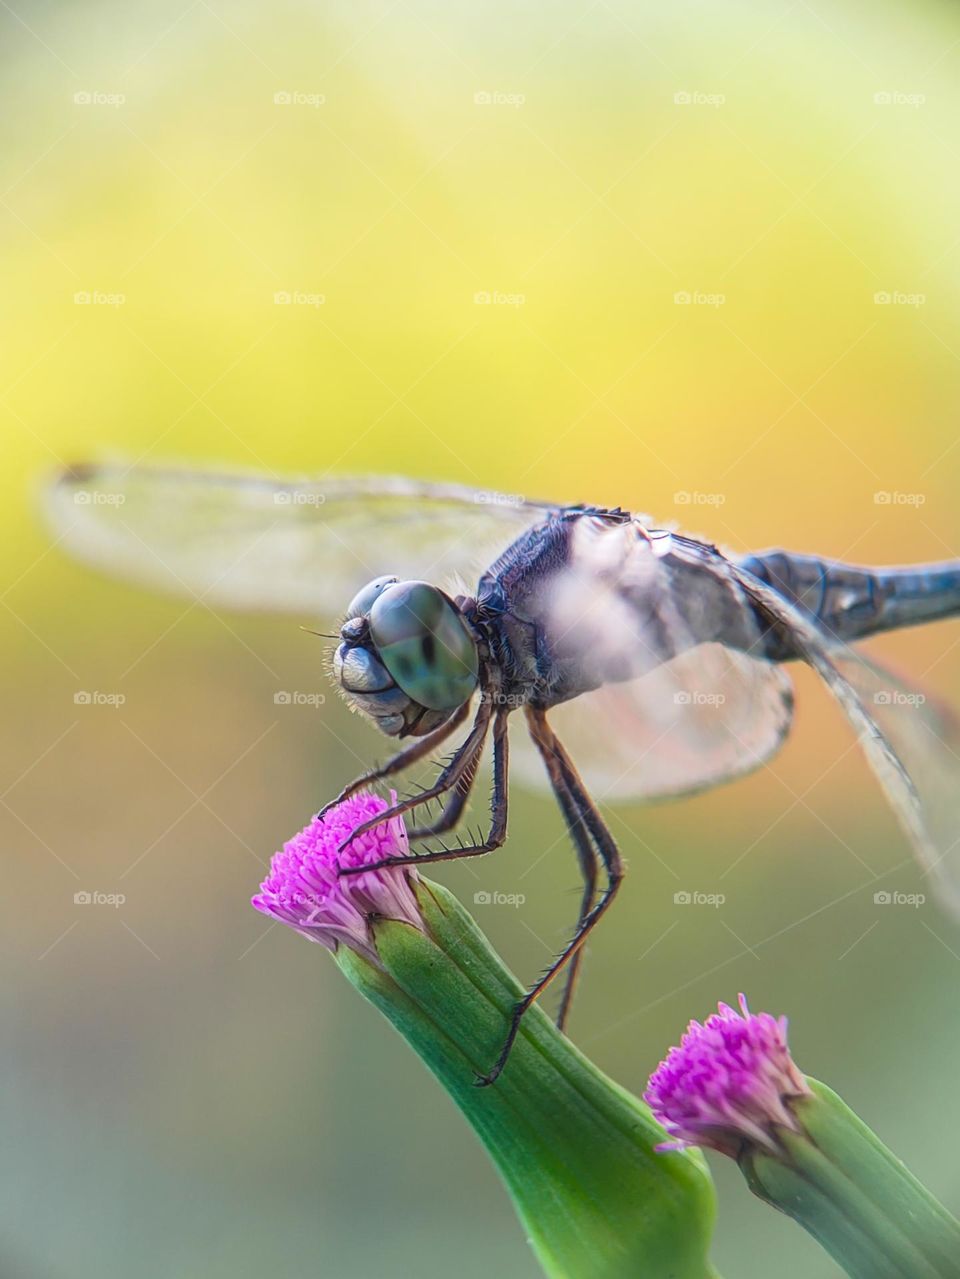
333, 577, 481, 738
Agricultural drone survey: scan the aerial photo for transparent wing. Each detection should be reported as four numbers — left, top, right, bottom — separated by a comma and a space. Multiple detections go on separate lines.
731, 562, 960, 917
511, 517, 795, 800
512, 644, 795, 800
43, 463, 552, 618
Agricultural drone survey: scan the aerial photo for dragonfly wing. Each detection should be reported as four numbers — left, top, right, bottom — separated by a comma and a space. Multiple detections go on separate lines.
512, 518, 795, 800
44, 463, 552, 617
512, 643, 795, 800
731, 562, 960, 916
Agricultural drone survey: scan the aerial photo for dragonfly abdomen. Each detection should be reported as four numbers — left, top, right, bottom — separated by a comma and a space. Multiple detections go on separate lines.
739, 550, 960, 654
873, 561, 960, 632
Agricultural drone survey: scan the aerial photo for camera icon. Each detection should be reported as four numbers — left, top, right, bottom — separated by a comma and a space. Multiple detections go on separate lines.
673, 490, 691, 504
473, 891, 492, 905
474, 291, 491, 305
674, 291, 692, 305
273, 91, 292, 105
74, 690, 92, 704
674, 91, 692, 105
74, 891, 92, 905
874, 291, 891, 305
874, 890, 891, 905
273, 691, 292, 705
873, 691, 892, 705
73, 91, 92, 105
473, 91, 492, 105
673, 890, 692, 905
274, 291, 291, 305
673, 691, 692, 704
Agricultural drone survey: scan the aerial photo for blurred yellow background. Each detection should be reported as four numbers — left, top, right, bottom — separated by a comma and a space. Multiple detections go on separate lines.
3, 1, 960, 1275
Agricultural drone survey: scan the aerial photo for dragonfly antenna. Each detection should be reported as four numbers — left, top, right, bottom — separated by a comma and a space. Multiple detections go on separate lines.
299, 626, 338, 640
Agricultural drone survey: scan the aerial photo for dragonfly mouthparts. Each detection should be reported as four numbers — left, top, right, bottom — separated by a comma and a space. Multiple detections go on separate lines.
333, 629, 461, 740
339, 616, 367, 644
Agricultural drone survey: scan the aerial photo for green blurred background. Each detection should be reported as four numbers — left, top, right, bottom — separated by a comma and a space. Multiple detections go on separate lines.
3, 1, 960, 1275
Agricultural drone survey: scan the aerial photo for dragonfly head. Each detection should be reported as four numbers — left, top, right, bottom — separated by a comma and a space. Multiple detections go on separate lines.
333, 576, 480, 738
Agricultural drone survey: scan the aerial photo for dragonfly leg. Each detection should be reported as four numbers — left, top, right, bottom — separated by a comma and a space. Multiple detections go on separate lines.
406, 783, 472, 841
407, 733, 485, 841
523, 705, 599, 1031
474, 707, 622, 1088
338, 697, 493, 858
316, 700, 473, 821
351, 710, 510, 872
555, 832, 599, 1034
549, 799, 600, 1031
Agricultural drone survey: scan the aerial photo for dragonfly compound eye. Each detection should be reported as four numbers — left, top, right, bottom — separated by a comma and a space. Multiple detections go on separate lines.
368, 581, 479, 711
346, 574, 400, 620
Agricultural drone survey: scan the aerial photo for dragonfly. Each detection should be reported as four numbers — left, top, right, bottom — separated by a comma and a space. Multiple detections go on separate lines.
46, 464, 960, 1083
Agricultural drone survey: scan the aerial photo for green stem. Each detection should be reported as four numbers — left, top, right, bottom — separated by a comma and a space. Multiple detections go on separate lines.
337, 879, 718, 1279
743, 1080, 960, 1279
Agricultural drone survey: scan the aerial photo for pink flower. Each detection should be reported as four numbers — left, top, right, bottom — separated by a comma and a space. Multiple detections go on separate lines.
252, 792, 423, 965
644, 994, 811, 1156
